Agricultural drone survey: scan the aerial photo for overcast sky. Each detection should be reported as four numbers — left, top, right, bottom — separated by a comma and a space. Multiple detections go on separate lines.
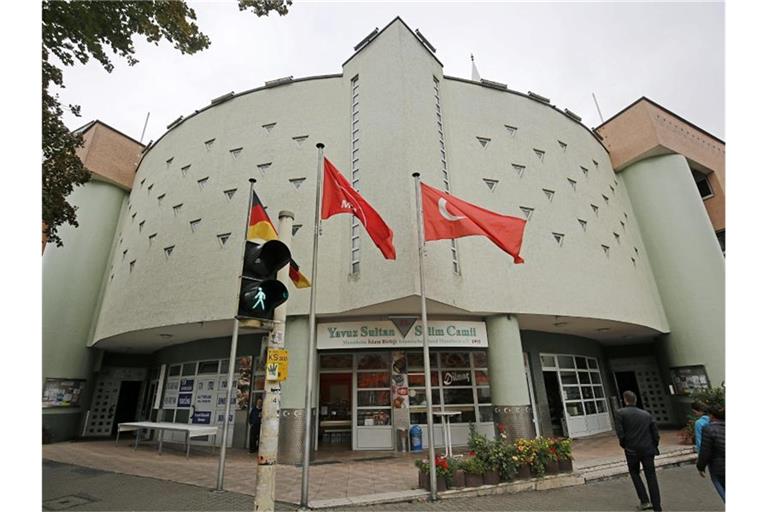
57, 1, 724, 145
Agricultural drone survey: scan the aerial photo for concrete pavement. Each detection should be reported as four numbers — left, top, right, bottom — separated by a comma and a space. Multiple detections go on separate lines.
43, 460, 723, 511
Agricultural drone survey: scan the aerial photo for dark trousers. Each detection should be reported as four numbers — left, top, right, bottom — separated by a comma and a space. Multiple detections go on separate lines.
710, 472, 725, 502
249, 423, 261, 453
625, 450, 661, 511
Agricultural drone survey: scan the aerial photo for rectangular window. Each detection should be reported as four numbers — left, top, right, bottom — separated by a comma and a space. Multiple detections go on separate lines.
433, 77, 460, 274
350, 76, 361, 274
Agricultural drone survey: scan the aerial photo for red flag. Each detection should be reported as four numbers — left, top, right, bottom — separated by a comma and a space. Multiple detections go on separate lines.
420, 182, 527, 263
321, 157, 396, 260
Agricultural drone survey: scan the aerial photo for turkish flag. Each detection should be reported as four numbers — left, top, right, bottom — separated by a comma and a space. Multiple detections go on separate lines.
321, 158, 396, 260
420, 182, 527, 263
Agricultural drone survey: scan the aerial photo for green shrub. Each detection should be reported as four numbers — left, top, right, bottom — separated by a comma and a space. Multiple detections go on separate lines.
461, 454, 487, 475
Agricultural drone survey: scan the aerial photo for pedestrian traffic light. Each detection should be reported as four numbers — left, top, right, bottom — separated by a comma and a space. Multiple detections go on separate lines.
238, 240, 291, 319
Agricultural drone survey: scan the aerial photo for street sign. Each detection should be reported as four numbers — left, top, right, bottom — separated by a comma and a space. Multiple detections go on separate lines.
266, 348, 288, 381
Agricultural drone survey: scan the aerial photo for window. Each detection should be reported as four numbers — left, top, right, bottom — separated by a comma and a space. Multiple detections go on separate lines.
692, 169, 714, 198
190, 219, 201, 232
350, 76, 361, 275
434, 77, 460, 274
716, 229, 725, 255
540, 353, 608, 421
173, 204, 183, 215
407, 350, 490, 427
356, 352, 390, 426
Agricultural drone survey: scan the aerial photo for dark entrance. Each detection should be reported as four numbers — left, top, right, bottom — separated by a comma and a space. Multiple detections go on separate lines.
543, 371, 565, 436
111, 381, 142, 437
614, 371, 644, 409
318, 373, 352, 449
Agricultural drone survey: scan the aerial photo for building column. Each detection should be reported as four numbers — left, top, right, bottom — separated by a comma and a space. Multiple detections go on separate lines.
621, 154, 725, 421
275, 316, 313, 463
486, 315, 535, 439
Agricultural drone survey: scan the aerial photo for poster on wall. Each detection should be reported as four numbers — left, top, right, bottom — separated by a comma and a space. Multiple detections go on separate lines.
236, 356, 253, 410
391, 351, 410, 430
42, 378, 85, 408
670, 365, 710, 395
191, 411, 212, 424
179, 378, 194, 393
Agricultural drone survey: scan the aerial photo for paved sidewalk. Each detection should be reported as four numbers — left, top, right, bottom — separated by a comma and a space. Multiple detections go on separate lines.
327, 465, 724, 511
43, 460, 722, 511
41, 430, 692, 505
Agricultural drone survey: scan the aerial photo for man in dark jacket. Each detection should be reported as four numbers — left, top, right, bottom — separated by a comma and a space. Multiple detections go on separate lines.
696, 405, 725, 502
615, 390, 662, 511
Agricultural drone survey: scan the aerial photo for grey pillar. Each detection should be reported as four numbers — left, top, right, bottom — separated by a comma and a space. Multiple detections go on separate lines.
486, 315, 535, 439
276, 316, 315, 464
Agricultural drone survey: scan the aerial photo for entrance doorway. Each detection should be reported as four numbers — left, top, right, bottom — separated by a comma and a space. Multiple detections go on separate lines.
318, 373, 352, 449
111, 380, 142, 437
543, 371, 565, 436
614, 371, 644, 409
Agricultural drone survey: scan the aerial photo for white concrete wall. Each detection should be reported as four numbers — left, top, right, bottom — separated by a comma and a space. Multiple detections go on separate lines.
93, 18, 668, 347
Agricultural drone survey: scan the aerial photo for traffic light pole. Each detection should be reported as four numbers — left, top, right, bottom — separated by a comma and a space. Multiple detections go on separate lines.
216, 178, 257, 491
254, 210, 294, 512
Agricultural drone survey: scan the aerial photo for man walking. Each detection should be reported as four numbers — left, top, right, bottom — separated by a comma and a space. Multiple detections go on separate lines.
615, 390, 662, 511
696, 405, 725, 502
248, 397, 263, 454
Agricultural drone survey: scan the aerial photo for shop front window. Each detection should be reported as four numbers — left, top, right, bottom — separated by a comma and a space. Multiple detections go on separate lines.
357, 353, 388, 370
320, 354, 353, 370
358, 390, 390, 407
357, 409, 390, 426
441, 352, 470, 368
357, 372, 389, 388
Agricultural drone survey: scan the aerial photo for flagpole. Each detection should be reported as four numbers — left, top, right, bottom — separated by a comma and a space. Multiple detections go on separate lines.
412, 172, 438, 501
216, 177, 257, 491
300, 143, 324, 508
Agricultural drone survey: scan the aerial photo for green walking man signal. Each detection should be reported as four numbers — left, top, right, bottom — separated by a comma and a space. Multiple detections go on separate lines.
238, 240, 291, 320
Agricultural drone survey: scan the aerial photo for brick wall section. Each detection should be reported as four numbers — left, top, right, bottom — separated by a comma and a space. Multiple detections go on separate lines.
76, 121, 144, 190
596, 98, 725, 232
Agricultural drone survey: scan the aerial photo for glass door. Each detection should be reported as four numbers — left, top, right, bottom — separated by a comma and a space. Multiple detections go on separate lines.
354, 352, 393, 450
540, 354, 611, 438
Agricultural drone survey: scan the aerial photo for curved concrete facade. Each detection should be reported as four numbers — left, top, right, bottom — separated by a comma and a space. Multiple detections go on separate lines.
92, 18, 668, 351
43, 179, 127, 440
621, 154, 725, 387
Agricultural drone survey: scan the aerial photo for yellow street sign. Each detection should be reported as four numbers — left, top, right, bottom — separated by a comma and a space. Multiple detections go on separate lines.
266, 349, 288, 381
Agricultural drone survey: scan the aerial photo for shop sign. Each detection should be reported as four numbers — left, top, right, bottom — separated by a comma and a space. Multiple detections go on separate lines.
443, 371, 471, 386
177, 393, 193, 408
179, 379, 194, 393
317, 320, 487, 350
266, 349, 288, 381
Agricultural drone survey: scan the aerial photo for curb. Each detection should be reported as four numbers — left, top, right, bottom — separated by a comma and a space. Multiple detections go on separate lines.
308, 449, 697, 509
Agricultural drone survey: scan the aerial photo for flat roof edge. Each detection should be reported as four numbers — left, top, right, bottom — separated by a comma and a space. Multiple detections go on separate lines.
443, 76, 609, 153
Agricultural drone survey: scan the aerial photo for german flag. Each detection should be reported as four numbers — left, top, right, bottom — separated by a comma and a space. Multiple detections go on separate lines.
248, 191, 311, 288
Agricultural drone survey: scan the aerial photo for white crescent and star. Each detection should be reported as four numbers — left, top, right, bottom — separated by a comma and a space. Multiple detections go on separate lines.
438, 197, 466, 221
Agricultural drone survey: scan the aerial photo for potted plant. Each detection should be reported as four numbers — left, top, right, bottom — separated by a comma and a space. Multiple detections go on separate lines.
514, 439, 535, 479
541, 437, 560, 475
461, 454, 486, 487
414, 456, 451, 492
488, 439, 516, 483
555, 437, 573, 472
447, 455, 464, 488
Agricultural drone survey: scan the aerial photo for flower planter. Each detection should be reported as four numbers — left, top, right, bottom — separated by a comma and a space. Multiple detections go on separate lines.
558, 459, 573, 472
545, 460, 559, 475
418, 472, 447, 492
465, 473, 484, 487
483, 470, 500, 485
516, 464, 532, 480
453, 469, 466, 488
